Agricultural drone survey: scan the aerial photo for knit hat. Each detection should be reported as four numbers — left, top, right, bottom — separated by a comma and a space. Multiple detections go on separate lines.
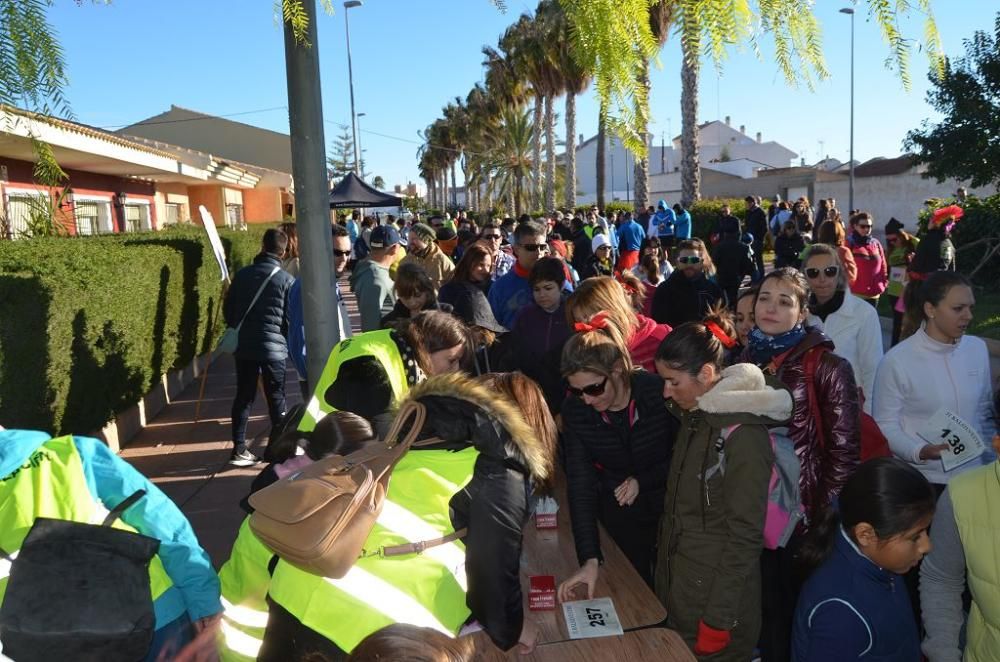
884, 217, 904, 236
592, 233, 612, 253
410, 223, 437, 244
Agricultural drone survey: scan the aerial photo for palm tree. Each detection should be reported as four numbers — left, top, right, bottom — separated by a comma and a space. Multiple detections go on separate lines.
633, 2, 675, 212
679, 34, 700, 208
482, 107, 536, 216
596, 103, 607, 209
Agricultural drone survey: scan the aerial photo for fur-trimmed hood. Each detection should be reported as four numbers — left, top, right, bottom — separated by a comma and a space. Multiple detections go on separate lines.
398, 373, 552, 485
696, 363, 792, 425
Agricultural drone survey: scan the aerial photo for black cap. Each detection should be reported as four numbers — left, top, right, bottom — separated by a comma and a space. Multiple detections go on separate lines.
885, 217, 904, 235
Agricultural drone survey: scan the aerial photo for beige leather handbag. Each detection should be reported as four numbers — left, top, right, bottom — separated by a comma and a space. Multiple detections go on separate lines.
248, 401, 465, 577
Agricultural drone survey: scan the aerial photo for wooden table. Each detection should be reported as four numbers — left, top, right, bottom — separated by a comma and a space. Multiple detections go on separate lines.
470, 472, 693, 661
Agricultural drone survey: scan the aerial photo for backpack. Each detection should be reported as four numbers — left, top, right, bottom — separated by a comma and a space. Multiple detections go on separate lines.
0, 490, 159, 662
802, 345, 891, 462
248, 400, 466, 578
710, 425, 804, 550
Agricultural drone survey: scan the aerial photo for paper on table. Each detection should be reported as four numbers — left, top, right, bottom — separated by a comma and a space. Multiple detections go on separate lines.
562, 597, 624, 639
917, 407, 987, 472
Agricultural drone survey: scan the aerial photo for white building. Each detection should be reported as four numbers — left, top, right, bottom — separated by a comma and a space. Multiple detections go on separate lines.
570, 116, 797, 205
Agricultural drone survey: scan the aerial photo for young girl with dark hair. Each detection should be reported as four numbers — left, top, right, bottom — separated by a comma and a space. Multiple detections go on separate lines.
654, 317, 791, 661
793, 458, 936, 662
558, 326, 677, 595
380, 263, 452, 327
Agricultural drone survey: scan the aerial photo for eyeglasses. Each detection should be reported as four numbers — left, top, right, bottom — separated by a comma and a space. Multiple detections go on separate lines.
567, 376, 608, 398
481, 233, 502, 240
805, 265, 840, 279
519, 243, 548, 253
596, 245, 611, 251
332, 250, 352, 257
677, 255, 702, 265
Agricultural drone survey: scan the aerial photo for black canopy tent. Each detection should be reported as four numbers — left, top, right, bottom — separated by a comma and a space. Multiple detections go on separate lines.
329, 172, 402, 209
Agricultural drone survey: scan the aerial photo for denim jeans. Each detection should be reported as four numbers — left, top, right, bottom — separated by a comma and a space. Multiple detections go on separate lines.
231, 358, 287, 453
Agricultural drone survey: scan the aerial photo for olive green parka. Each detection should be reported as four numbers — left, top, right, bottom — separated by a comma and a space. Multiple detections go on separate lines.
655, 363, 792, 661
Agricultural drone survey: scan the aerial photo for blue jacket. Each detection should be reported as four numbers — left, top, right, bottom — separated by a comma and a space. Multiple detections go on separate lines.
793, 528, 920, 662
617, 219, 646, 252
0, 430, 222, 628
488, 266, 533, 329
674, 209, 692, 240
651, 200, 676, 237
223, 253, 295, 362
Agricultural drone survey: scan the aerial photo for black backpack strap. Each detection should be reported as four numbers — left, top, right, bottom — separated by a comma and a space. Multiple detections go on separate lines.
101, 489, 147, 527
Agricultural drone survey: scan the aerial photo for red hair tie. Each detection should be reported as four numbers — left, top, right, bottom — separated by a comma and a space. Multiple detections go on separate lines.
615, 273, 637, 296
705, 321, 737, 349
574, 311, 610, 333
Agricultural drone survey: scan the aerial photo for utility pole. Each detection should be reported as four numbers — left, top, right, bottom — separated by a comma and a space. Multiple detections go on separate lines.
284, 1, 339, 386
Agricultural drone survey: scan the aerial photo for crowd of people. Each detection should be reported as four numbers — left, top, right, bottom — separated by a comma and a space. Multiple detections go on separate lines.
1, 194, 996, 662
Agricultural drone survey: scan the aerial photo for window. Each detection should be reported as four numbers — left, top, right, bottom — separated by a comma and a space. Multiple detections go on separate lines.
225, 203, 245, 230
164, 202, 182, 225
123, 203, 151, 232
4, 191, 49, 239
74, 199, 112, 236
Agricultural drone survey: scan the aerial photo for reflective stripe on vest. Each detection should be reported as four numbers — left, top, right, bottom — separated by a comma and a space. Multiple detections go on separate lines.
299, 330, 409, 432
218, 518, 275, 662
268, 446, 479, 653
0, 435, 172, 603
949, 461, 1000, 662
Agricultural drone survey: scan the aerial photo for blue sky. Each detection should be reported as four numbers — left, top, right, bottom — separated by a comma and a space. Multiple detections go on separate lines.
47, 1, 998, 192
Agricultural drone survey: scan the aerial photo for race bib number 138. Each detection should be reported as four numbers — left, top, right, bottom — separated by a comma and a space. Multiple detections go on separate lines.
918, 408, 987, 472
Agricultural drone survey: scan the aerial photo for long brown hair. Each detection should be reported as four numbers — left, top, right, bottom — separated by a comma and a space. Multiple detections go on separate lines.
817, 219, 846, 247
479, 372, 557, 488
397, 310, 475, 374
346, 623, 474, 662
278, 222, 299, 259
450, 243, 492, 284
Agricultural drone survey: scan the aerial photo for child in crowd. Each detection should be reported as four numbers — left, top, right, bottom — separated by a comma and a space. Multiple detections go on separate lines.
655, 318, 792, 661
774, 220, 806, 270
380, 262, 452, 327
734, 287, 756, 350
793, 458, 936, 662
508, 257, 572, 413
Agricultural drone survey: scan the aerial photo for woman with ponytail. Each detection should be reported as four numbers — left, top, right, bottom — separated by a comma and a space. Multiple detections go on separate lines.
653, 317, 792, 661
793, 458, 936, 662
557, 326, 677, 599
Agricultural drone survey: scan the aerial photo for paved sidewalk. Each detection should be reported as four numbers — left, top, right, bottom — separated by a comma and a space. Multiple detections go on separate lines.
119, 277, 360, 567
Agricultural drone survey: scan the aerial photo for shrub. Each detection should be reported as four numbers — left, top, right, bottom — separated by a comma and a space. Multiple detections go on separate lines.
917, 195, 1000, 285
0, 224, 269, 434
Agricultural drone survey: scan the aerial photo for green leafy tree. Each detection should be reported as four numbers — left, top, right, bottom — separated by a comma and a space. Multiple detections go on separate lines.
327, 124, 355, 182
904, 13, 1000, 189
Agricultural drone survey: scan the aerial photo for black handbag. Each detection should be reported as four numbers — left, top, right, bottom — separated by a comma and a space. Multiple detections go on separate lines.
0, 490, 161, 662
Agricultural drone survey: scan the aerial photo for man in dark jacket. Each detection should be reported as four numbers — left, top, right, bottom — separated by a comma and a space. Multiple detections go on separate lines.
224, 228, 295, 466
745, 195, 769, 282
569, 217, 593, 275
712, 229, 756, 309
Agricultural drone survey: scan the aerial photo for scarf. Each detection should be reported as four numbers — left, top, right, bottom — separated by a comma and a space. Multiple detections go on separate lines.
851, 231, 871, 247
748, 323, 806, 364
808, 290, 845, 322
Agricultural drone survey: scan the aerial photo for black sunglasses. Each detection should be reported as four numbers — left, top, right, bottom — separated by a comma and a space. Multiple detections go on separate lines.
519, 243, 548, 253
678, 255, 702, 265
481, 233, 502, 240
855, 224, 872, 229
805, 266, 840, 279
567, 376, 608, 398
332, 249, 352, 257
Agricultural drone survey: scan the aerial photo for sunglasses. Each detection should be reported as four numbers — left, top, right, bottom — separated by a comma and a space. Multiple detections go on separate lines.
332, 249, 352, 257
519, 243, 548, 253
596, 244, 611, 251
481, 233, 502, 240
678, 255, 702, 265
567, 376, 608, 398
805, 266, 840, 279
856, 224, 872, 229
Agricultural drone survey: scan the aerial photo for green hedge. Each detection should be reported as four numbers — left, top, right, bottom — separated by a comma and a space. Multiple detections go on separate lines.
0, 224, 267, 434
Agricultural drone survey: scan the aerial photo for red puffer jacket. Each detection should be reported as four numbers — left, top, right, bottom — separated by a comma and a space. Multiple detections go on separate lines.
752, 329, 862, 526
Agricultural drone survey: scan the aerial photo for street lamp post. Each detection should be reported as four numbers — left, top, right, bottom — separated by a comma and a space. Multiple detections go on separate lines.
344, 0, 362, 175
355, 111, 366, 178
840, 6, 855, 214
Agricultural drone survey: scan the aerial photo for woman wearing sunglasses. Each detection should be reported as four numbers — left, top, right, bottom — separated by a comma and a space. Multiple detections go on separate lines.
802, 243, 883, 414
846, 212, 889, 306
651, 238, 725, 328
557, 324, 677, 601
742, 267, 861, 662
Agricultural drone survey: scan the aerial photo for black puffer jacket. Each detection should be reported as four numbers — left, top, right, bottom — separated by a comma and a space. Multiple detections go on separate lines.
224, 253, 295, 362
405, 374, 553, 651
562, 370, 677, 565
651, 271, 726, 327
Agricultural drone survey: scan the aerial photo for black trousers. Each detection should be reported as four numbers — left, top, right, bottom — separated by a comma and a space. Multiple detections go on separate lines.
758, 537, 803, 662
230, 357, 286, 452
600, 494, 659, 588
887, 295, 904, 347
